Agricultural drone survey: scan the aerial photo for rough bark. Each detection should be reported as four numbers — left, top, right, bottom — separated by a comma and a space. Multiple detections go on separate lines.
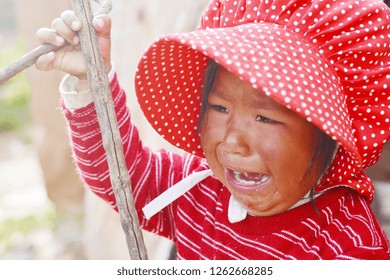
70, 0, 148, 260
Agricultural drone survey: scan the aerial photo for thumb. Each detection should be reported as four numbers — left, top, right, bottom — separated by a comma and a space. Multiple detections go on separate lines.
93, 14, 111, 37
92, 14, 112, 73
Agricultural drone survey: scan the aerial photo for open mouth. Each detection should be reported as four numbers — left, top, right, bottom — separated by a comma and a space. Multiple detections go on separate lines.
225, 168, 270, 192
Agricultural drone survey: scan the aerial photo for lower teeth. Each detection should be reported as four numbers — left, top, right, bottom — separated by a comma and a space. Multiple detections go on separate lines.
233, 171, 268, 186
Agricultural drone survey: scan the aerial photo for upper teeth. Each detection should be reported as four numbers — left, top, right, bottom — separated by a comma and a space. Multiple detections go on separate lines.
233, 171, 269, 186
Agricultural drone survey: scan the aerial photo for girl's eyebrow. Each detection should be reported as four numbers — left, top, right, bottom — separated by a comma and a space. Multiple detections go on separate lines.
210, 72, 293, 113
212, 85, 289, 112
255, 93, 287, 111
258, 95, 298, 117
209, 87, 226, 99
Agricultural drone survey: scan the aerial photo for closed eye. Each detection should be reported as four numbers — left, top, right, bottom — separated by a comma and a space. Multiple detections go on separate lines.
210, 104, 228, 113
256, 115, 278, 124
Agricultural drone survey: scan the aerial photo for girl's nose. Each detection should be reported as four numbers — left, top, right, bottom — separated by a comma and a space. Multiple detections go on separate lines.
221, 122, 251, 156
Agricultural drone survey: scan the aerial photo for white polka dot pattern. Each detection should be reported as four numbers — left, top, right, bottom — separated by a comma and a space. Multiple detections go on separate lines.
135, 0, 390, 201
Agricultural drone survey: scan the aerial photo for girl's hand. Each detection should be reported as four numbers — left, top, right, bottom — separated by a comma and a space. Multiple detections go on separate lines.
35, 10, 112, 80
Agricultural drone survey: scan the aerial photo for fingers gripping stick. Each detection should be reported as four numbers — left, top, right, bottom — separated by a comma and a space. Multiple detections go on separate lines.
0, 0, 111, 85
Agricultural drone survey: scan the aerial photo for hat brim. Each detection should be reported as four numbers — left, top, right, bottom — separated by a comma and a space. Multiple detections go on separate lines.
135, 22, 361, 165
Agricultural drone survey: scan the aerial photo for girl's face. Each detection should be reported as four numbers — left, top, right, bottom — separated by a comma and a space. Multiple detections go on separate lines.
200, 67, 323, 217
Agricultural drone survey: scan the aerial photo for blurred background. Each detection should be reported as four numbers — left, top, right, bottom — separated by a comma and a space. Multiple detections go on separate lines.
0, 0, 389, 260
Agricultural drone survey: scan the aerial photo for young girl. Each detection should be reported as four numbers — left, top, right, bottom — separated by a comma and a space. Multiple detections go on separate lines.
36, 0, 390, 259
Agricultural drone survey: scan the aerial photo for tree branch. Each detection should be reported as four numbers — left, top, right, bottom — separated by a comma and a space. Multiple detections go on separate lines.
70, 0, 148, 260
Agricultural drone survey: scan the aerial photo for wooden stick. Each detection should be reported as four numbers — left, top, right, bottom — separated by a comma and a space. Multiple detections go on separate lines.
0, 0, 111, 85
70, 0, 148, 260
94, 0, 112, 15
0, 44, 56, 85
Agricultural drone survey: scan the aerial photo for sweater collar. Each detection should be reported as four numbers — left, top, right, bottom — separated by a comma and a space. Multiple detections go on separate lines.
143, 168, 325, 224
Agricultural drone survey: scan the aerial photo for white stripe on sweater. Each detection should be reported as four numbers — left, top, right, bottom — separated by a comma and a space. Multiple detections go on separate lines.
142, 169, 213, 219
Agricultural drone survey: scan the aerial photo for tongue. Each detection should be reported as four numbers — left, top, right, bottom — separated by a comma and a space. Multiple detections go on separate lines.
240, 172, 264, 181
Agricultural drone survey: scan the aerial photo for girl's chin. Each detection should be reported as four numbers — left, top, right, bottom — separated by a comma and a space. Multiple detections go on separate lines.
231, 194, 288, 217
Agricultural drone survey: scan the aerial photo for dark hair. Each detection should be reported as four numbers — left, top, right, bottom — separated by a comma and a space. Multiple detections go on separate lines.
198, 59, 337, 204
306, 126, 337, 212
198, 59, 220, 130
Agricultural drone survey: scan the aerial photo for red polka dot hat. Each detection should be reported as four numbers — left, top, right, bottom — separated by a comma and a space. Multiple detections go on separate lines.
135, 0, 390, 201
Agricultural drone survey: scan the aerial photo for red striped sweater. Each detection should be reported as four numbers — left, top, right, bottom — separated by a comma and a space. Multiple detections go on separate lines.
62, 75, 390, 259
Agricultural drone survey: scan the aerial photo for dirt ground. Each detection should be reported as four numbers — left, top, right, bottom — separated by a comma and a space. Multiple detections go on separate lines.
0, 130, 85, 259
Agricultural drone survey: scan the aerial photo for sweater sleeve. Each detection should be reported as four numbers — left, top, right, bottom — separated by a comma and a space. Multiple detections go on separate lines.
60, 73, 207, 241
